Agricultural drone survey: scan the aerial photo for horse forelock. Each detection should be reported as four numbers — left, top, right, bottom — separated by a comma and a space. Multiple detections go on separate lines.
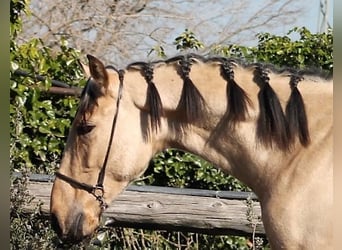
77, 65, 120, 121
77, 79, 100, 121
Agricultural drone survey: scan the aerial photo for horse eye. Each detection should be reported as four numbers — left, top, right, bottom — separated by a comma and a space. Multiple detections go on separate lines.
77, 123, 96, 135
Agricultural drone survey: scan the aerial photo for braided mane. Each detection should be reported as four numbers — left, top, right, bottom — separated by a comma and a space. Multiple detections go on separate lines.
82, 54, 315, 150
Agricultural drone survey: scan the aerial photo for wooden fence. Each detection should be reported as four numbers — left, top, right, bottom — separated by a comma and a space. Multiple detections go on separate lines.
16, 173, 265, 236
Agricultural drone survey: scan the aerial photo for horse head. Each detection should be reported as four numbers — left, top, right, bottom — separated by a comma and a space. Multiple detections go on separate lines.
50, 55, 153, 243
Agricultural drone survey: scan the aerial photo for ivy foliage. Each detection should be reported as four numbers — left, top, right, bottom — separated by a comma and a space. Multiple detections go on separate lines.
10, 40, 83, 174
10, 0, 84, 174
10, 0, 30, 39
137, 149, 248, 192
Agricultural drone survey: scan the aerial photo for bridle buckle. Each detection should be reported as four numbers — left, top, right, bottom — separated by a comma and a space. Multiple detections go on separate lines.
92, 185, 104, 198
92, 185, 108, 210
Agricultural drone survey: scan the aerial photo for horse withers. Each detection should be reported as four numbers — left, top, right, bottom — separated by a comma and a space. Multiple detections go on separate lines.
50, 54, 333, 249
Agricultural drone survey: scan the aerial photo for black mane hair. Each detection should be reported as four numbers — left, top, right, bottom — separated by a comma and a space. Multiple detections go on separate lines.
80, 54, 316, 150
253, 64, 290, 150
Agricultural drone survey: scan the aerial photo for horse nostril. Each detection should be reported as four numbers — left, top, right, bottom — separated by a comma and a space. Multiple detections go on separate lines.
51, 213, 62, 236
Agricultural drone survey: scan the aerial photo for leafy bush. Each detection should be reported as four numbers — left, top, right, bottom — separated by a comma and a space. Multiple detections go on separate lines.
174, 28, 205, 51
212, 27, 333, 74
137, 149, 249, 192
11, 37, 84, 173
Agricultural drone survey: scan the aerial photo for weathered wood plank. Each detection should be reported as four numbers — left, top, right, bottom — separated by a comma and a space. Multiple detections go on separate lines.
25, 181, 264, 236
14, 172, 258, 200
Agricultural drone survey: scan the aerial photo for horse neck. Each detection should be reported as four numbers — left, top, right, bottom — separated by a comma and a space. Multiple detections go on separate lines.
122, 62, 333, 195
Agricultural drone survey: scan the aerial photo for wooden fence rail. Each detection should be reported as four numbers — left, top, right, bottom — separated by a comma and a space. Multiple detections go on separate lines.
17, 174, 265, 236
12, 69, 82, 96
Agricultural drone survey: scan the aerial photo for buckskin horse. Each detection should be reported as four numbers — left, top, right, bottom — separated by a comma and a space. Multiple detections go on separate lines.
50, 54, 332, 249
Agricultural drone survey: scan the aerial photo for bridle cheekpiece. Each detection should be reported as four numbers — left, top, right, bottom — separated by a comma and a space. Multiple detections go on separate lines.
55, 69, 125, 211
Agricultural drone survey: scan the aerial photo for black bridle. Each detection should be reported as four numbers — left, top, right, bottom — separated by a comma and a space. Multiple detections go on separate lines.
55, 69, 125, 211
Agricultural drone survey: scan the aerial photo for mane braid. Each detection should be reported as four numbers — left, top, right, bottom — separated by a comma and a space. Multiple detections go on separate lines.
285, 74, 310, 146
254, 64, 289, 150
220, 58, 251, 127
176, 55, 206, 122
140, 63, 163, 132
105, 65, 118, 71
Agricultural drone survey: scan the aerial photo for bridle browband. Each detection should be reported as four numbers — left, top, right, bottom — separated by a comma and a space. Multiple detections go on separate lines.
55, 69, 125, 211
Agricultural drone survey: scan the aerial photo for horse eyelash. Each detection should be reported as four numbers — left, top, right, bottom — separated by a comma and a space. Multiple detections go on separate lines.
77, 122, 96, 135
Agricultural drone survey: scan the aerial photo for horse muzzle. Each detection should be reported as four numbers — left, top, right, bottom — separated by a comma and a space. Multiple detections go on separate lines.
51, 210, 100, 244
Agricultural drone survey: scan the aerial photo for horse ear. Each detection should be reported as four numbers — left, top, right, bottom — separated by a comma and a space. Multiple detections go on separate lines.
86, 54, 109, 89
78, 59, 91, 78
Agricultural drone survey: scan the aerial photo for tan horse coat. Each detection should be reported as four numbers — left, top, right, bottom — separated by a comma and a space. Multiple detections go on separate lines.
51, 55, 332, 249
